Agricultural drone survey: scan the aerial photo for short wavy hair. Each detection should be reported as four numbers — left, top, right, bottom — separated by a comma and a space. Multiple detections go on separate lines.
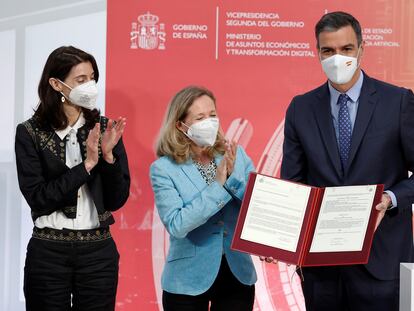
315, 11, 362, 48
155, 86, 226, 163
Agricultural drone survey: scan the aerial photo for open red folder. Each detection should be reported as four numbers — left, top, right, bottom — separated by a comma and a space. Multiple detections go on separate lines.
231, 172, 384, 267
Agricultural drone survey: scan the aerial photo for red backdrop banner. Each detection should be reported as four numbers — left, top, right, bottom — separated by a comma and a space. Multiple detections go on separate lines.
106, 1, 414, 309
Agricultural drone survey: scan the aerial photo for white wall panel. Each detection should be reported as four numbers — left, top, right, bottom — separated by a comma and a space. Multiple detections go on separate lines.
0, 30, 16, 162
23, 11, 107, 120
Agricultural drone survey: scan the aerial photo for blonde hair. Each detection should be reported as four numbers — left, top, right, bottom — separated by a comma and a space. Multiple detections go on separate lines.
155, 86, 226, 163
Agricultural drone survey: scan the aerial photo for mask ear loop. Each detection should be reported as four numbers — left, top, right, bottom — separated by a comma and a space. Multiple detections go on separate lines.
180, 121, 190, 130
57, 79, 73, 91
178, 121, 191, 140
56, 79, 72, 103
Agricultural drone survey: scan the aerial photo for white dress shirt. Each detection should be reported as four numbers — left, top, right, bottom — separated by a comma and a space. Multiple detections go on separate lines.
35, 114, 100, 230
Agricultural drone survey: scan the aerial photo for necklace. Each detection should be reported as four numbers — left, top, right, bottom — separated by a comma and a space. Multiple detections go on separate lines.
194, 159, 217, 185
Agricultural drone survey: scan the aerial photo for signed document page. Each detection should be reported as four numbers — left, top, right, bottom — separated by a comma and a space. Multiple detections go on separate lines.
309, 185, 376, 253
240, 175, 311, 252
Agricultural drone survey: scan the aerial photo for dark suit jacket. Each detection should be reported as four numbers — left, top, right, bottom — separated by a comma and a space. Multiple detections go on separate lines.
281, 72, 414, 280
15, 116, 130, 227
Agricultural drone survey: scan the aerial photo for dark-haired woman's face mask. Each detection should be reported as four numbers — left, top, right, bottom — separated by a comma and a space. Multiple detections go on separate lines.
59, 79, 98, 110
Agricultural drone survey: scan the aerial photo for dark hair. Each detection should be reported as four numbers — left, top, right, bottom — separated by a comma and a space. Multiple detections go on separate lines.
34, 46, 100, 130
315, 11, 362, 48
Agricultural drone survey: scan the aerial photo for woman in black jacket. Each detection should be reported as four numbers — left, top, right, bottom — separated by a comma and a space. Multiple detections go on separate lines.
15, 46, 130, 311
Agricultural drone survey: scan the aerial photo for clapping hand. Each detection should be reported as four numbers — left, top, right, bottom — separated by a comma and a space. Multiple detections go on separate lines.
101, 117, 127, 163
84, 123, 100, 172
225, 140, 237, 176
216, 140, 237, 185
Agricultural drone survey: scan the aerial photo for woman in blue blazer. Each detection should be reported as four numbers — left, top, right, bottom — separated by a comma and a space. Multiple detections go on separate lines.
150, 86, 257, 310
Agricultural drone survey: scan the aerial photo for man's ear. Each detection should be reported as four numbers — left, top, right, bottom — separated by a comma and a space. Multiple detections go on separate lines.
357, 41, 364, 67
316, 45, 322, 62
49, 78, 63, 92
360, 41, 365, 57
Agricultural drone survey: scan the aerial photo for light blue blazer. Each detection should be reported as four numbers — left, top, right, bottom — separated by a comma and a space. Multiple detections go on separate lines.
150, 146, 257, 295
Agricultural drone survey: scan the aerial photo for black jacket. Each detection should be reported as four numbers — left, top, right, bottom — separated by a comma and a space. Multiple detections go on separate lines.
15, 116, 130, 227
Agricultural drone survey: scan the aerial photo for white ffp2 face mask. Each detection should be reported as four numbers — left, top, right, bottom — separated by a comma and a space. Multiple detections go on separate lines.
320, 48, 361, 85
59, 80, 98, 110
182, 117, 219, 147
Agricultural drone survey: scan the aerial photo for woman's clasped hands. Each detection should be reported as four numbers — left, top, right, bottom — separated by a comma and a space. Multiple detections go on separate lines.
216, 140, 237, 185
84, 117, 126, 172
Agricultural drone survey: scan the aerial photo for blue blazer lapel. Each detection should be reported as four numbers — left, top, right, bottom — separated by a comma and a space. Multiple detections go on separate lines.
346, 75, 378, 171
314, 83, 343, 177
181, 159, 208, 192
181, 154, 224, 191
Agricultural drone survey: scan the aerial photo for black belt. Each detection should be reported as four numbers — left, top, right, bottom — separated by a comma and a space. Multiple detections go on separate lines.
32, 226, 111, 242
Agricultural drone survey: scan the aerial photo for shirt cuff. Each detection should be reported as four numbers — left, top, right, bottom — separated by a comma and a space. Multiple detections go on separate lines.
384, 190, 397, 209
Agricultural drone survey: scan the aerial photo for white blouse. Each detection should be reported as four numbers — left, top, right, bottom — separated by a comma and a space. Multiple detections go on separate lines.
34, 114, 99, 230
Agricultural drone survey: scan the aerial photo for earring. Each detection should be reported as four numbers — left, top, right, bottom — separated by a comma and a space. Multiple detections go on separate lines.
61, 96, 65, 103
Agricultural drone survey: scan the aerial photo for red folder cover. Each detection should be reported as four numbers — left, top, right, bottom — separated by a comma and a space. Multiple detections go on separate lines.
231, 172, 384, 267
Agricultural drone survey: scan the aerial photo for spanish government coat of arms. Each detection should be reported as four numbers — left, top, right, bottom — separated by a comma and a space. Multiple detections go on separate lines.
130, 12, 166, 50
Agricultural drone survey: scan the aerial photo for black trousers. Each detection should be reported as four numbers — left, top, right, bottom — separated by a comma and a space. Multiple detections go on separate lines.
163, 256, 255, 311
301, 265, 399, 311
24, 236, 119, 311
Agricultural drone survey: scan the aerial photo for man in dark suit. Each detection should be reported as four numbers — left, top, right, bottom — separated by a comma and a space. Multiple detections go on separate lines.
281, 11, 414, 311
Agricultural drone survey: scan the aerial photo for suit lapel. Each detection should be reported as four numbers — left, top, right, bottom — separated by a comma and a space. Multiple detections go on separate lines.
314, 83, 343, 177
346, 75, 378, 171
181, 159, 208, 192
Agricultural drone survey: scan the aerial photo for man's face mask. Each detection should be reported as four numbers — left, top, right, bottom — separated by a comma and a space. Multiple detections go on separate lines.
320, 47, 361, 85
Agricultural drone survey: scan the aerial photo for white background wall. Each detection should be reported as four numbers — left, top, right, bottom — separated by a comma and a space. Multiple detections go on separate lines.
0, 1, 107, 310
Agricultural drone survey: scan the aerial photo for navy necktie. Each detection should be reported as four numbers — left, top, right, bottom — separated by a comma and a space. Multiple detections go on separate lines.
338, 94, 352, 169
